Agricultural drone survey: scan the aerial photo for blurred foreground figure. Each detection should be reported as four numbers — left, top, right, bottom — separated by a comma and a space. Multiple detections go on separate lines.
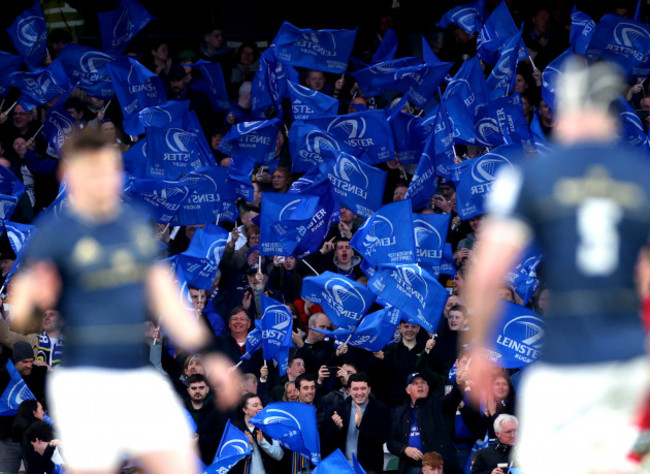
464, 60, 650, 473
10, 130, 241, 474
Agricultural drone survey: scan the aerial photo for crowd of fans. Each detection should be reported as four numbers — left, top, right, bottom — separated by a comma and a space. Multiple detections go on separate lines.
0, 1, 647, 473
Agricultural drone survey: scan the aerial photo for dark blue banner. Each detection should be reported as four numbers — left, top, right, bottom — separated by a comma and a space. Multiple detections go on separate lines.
106, 56, 166, 119
412, 213, 450, 274
486, 301, 544, 368
288, 80, 338, 121
9, 59, 70, 111
218, 119, 281, 164
98, 0, 154, 54
58, 44, 118, 99
260, 192, 320, 256
7, 1, 47, 71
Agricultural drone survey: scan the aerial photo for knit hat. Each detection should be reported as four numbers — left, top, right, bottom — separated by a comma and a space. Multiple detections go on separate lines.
12, 341, 34, 363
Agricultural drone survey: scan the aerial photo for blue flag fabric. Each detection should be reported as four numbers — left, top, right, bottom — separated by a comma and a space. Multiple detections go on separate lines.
251, 46, 299, 119
405, 152, 437, 210
372, 28, 398, 63
429, 103, 457, 177
289, 123, 351, 173
218, 119, 281, 164
7, 1, 47, 71
422, 37, 444, 67
570, 7, 596, 56
241, 327, 263, 360
324, 151, 386, 218
304, 110, 395, 164
174, 224, 229, 290
3, 221, 34, 256
618, 96, 650, 148
250, 402, 321, 465
0, 166, 26, 223
352, 57, 423, 97
368, 263, 448, 333
0, 360, 36, 416
42, 90, 77, 158
451, 144, 522, 220
310, 305, 401, 352
227, 154, 255, 202
443, 57, 489, 118
301, 271, 376, 330
0, 52, 23, 96
389, 112, 425, 165
442, 94, 478, 146
374, 62, 456, 109
260, 192, 320, 256
504, 243, 542, 305
273, 22, 356, 73
477, 1, 528, 65
587, 14, 650, 79
205, 420, 252, 474
122, 139, 150, 178
440, 242, 457, 276
288, 81, 338, 121
486, 301, 544, 368
350, 199, 416, 268
313, 449, 367, 473
9, 59, 70, 111
541, 48, 576, 111
106, 56, 166, 119
486, 29, 523, 99
98, 0, 154, 53
412, 213, 450, 274
261, 295, 294, 375
190, 60, 230, 112
529, 114, 552, 155
58, 44, 118, 99
124, 175, 190, 224
146, 127, 211, 179
476, 94, 534, 151
122, 100, 190, 136
436, 0, 487, 34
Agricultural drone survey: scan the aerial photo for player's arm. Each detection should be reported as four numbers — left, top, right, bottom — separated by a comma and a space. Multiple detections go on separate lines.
9, 261, 61, 332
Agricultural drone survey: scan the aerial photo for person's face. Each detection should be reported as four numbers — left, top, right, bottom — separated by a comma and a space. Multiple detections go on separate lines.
210, 133, 223, 150
187, 381, 209, 402
243, 396, 263, 419
444, 295, 461, 316
642, 97, 650, 111
298, 380, 316, 404
15, 358, 34, 376
240, 46, 255, 66
170, 79, 185, 96
287, 358, 306, 379
248, 232, 260, 247
100, 121, 117, 142
422, 466, 443, 474
496, 420, 517, 446
440, 185, 454, 200
339, 208, 354, 224
184, 358, 204, 376
31, 439, 49, 456
349, 381, 371, 405
305, 71, 326, 91
13, 138, 27, 156
539, 100, 552, 121
271, 170, 289, 192
42, 310, 60, 332
335, 241, 352, 264
205, 30, 223, 49
339, 363, 356, 385
246, 271, 267, 290
515, 74, 527, 94
1, 259, 14, 276
282, 256, 296, 270
492, 377, 509, 400
532, 9, 551, 33
538, 289, 550, 309
468, 216, 482, 232
498, 287, 515, 302
285, 382, 299, 401
252, 183, 262, 206
246, 249, 260, 266
405, 377, 429, 401
309, 314, 331, 342
453, 273, 465, 294
152, 43, 169, 60
447, 310, 466, 331
242, 378, 258, 394
33, 402, 45, 421
229, 311, 251, 335
12, 106, 31, 129
399, 323, 420, 342
521, 96, 531, 116
64, 148, 123, 215
189, 288, 206, 311
393, 185, 407, 202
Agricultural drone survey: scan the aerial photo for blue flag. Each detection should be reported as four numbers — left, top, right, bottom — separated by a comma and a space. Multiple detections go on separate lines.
486, 29, 523, 99
7, 1, 47, 71
436, 0, 487, 34
619, 96, 650, 148
541, 48, 576, 111
173, 224, 228, 290
251, 46, 299, 119
289, 122, 351, 173
288, 81, 338, 121
587, 14, 650, 79
443, 57, 489, 118
486, 301, 544, 368
227, 154, 255, 202
529, 114, 552, 155
429, 103, 457, 177
440, 242, 457, 276
422, 37, 444, 67
304, 110, 395, 164
477, 1, 528, 65
372, 28, 398, 63
106, 56, 166, 119
146, 127, 212, 180
412, 213, 449, 274
350, 199, 416, 268
272, 21, 357, 73
0, 360, 36, 416
218, 119, 281, 164
42, 90, 78, 158
122, 100, 190, 136
313, 449, 367, 473
451, 144, 522, 220
241, 327, 263, 360
250, 402, 321, 465
504, 243, 542, 305
301, 271, 376, 330
0, 166, 26, 223
0, 52, 23, 96
352, 57, 423, 97
204, 420, 252, 474
324, 151, 386, 218
475, 94, 534, 151
9, 59, 70, 111
98, 0, 154, 53
260, 192, 320, 256
570, 7, 596, 56
122, 139, 150, 178
261, 295, 294, 375
190, 60, 230, 112
124, 176, 190, 224
58, 44, 118, 99
368, 263, 448, 333
3, 221, 34, 256
405, 152, 437, 210
389, 112, 425, 165
379, 62, 456, 110
442, 94, 478, 146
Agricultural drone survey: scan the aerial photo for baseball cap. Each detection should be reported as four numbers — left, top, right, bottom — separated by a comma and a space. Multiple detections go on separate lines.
406, 372, 426, 386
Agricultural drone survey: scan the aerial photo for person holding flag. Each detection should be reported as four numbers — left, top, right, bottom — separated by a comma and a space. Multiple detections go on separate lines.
7, 130, 241, 474
464, 60, 650, 472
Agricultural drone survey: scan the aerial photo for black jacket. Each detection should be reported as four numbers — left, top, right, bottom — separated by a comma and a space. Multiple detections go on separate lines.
184, 395, 229, 465
471, 442, 512, 474
322, 395, 391, 473
387, 386, 463, 474
229, 418, 284, 474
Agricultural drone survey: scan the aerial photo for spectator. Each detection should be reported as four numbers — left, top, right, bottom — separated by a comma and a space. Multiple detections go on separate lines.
470, 415, 518, 474
270, 356, 305, 401
268, 255, 304, 303
270, 166, 291, 193
226, 81, 253, 126
421, 451, 444, 474
23, 419, 63, 474
294, 312, 336, 375
198, 26, 233, 66
305, 237, 364, 280
230, 43, 260, 87
36, 309, 63, 368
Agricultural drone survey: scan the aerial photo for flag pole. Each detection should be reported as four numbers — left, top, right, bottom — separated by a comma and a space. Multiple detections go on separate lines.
102, 99, 112, 113
528, 55, 537, 72
0, 97, 5, 111
235, 360, 243, 368
344, 333, 353, 345
301, 259, 320, 276
30, 124, 45, 141
4, 101, 17, 114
